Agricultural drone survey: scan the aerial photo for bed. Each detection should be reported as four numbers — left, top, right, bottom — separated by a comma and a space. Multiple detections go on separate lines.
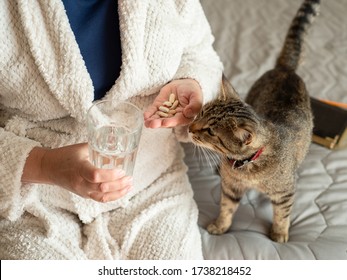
182, 0, 347, 259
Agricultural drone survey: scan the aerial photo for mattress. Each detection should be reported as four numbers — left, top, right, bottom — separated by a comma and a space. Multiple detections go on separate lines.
183, 0, 347, 259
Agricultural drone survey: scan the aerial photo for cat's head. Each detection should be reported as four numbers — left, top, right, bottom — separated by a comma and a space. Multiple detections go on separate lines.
189, 76, 262, 159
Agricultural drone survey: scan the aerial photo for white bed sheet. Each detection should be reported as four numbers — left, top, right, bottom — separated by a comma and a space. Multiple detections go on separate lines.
183, 0, 347, 260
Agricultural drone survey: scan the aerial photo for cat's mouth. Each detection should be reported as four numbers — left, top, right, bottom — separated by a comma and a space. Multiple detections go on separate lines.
227, 147, 264, 169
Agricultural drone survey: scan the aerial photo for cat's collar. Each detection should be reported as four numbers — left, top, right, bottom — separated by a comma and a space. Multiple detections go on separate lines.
227, 147, 264, 169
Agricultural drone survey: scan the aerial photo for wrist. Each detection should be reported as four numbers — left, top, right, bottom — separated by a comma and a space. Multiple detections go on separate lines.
21, 147, 52, 184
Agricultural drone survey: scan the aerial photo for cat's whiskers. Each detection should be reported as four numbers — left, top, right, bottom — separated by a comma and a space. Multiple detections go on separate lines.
199, 146, 221, 172
190, 142, 218, 172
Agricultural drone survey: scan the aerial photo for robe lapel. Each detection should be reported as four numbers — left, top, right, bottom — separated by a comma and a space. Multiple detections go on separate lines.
17, 0, 94, 122
107, 0, 157, 101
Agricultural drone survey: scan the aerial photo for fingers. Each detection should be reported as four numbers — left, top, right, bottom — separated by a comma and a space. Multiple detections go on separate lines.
183, 94, 202, 119
89, 184, 133, 203
79, 160, 134, 202
144, 118, 162, 128
80, 160, 126, 183
143, 104, 159, 120
87, 176, 134, 203
144, 113, 162, 128
160, 112, 192, 127
145, 110, 194, 128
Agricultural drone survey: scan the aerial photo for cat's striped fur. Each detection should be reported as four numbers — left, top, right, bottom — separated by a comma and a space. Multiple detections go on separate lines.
189, 0, 319, 242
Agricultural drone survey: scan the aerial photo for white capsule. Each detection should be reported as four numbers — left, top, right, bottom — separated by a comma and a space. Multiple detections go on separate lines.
170, 100, 179, 110
159, 106, 170, 113
163, 101, 173, 107
157, 111, 169, 117
169, 93, 176, 104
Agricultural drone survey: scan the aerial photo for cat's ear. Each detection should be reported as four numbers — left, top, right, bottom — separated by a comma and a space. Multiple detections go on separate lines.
220, 74, 240, 101
235, 127, 253, 145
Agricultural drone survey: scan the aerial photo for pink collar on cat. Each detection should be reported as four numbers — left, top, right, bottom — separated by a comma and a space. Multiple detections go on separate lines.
228, 147, 264, 169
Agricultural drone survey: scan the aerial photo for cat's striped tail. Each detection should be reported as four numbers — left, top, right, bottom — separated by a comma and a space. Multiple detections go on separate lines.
275, 0, 320, 71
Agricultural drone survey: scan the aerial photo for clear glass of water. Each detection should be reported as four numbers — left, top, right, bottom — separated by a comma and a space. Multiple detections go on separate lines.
87, 100, 143, 176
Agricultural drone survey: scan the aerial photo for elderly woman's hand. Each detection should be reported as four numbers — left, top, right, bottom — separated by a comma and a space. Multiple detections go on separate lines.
144, 78, 203, 128
22, 143, 133, 202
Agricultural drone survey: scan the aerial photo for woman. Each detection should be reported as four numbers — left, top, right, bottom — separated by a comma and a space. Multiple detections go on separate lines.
0, 0, 223, 259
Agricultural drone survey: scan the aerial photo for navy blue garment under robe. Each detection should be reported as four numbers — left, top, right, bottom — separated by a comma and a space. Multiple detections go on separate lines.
62, 0, 122, 100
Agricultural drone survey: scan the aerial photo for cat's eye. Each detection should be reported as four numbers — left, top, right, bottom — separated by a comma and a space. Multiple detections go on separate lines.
206, 128, 215, 136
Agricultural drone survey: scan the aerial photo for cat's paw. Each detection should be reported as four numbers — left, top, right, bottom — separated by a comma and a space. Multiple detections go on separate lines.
207, 223, 228, 235
270, 228, 289, 243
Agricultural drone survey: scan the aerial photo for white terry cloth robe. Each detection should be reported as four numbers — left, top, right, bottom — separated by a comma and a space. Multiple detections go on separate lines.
0, 0, 223, 259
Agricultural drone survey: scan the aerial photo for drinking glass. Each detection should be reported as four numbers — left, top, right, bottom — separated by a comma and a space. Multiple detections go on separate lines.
87, 100, 143, 176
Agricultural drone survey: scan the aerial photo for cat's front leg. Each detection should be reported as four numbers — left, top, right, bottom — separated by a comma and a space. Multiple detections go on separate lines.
270, 191, 295, 243
207, 186, 244, 235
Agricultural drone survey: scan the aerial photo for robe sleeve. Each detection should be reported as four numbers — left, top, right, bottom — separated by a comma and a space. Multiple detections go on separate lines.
0, 128, 41, 220
172, 0, 224, 104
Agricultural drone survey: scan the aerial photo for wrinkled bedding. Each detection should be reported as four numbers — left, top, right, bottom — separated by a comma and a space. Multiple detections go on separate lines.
183, 0, 347, 259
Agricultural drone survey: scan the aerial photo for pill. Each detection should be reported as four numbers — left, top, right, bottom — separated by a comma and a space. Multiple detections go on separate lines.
170, 100, 179, 110
157, 111, 169, 117
159, 106, 170, 113
156, 93, 179, 118
163, 101, 173, 107
169, 93, 176, 103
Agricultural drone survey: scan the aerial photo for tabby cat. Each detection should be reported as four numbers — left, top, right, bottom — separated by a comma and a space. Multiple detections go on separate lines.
189, 0, 320, 242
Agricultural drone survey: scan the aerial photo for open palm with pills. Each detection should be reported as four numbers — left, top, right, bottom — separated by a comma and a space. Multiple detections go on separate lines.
144, 79, 203, 129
